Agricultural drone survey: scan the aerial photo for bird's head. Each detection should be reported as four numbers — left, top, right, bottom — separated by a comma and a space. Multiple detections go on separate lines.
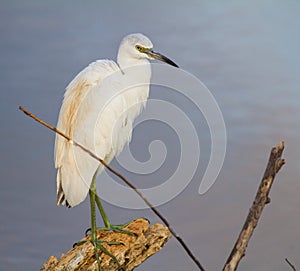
118, 33, 178, 68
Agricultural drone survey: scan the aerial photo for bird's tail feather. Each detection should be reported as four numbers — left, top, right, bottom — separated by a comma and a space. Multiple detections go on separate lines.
56, 168, 71, 208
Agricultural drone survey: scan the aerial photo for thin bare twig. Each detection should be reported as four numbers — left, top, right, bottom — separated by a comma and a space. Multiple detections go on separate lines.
223, 141, 286, 271
19, 106, 206, 271
285, 258, 297, 271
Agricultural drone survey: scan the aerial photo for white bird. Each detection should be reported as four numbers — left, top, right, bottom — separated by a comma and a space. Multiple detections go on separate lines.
54, 33, 178, 269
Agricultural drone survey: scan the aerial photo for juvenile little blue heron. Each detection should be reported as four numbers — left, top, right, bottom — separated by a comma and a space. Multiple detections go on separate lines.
54, 33, 178, 269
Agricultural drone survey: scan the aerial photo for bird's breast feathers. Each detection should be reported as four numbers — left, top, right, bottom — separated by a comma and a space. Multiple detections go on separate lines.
54, 59, 151, 206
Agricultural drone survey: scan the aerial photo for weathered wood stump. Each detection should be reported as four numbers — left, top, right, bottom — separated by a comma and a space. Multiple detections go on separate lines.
41, 219, 171, 271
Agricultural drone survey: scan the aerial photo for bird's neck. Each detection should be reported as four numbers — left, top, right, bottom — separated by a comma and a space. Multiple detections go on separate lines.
117, 46, 150, 70
117, 55, 150, 70
117, 49, 152, 89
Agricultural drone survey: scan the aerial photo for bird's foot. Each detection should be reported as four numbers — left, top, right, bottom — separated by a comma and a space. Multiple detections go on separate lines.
85, 222, 135, 237
96, 222, 136, 236
77, 218, 149, 270
99, 218, 149, 235
85, 218, 149, 237
74, 237, 124, 271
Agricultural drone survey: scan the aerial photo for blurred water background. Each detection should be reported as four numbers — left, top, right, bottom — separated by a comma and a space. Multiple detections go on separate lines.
0, 1, 299, 270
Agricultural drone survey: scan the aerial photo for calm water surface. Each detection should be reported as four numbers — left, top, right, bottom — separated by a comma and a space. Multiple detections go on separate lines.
0, 1, 299, 270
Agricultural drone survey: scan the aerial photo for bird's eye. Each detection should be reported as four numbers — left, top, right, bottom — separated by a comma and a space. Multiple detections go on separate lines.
135, 45, 143, 52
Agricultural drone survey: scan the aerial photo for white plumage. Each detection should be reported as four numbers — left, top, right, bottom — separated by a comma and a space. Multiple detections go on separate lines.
54, 33, 178, 208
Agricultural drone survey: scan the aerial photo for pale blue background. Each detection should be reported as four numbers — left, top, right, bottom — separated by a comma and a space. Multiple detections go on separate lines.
0, 1, 299, 270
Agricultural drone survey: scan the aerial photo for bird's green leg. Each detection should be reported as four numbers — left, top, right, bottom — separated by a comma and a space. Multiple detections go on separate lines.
94, 192, 110, 228
89, 180, 102, 270
95, 194, 136, 235
76, 176, 123, 271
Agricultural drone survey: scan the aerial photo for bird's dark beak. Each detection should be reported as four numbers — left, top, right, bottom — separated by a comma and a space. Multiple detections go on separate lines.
145, 50, 179, 68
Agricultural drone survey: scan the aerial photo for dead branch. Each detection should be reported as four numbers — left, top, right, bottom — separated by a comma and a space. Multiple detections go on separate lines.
19, 106, 206, 271
285, 258, 297, 271
21, 106, 288, 271
40, 219, 171, 271
223, 141, 286, 271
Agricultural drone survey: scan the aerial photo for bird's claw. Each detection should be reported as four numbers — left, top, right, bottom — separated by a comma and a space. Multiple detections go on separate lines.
140, 217, 150, 224
85, 227, 91, 236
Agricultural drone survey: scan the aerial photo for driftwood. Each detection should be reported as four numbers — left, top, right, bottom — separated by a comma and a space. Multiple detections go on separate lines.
40, 219, 171, 271
223, 141, 286, 271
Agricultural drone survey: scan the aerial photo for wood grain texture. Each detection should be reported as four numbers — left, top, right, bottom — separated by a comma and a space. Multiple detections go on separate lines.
41, 219, 171, 271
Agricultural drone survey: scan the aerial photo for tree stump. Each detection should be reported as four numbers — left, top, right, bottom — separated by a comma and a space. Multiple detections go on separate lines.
41, 219, 171, 271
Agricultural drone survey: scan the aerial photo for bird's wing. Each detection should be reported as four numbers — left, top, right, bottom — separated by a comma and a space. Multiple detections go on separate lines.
54, 60, 122, 207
